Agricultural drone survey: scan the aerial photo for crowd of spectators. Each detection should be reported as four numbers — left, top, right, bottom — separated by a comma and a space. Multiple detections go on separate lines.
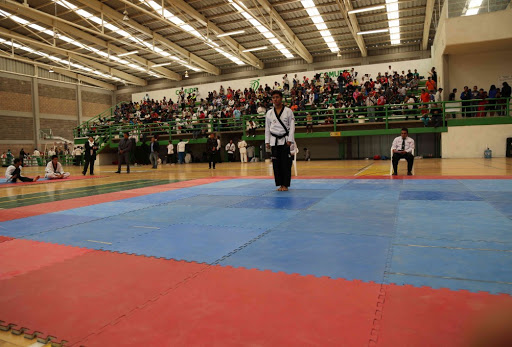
76, 66, 512, 139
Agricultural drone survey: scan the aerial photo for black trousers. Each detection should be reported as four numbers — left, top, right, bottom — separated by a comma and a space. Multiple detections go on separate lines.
83, 157, 95, 175
228, 153, 234, 162
271, 145, 292, 187
118, 152, 130, 172
392, 152, 414, 173
10, 167, 33, 182
207, 152, 216, 168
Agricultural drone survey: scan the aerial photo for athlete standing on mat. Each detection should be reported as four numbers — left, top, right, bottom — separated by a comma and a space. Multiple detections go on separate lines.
265, 90, 295, 191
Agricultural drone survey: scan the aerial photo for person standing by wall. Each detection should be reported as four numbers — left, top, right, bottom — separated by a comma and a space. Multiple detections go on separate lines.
265, 90, 295, 191
116, 132, 132, 174
167, 140, 175, 165
149, 136, 160, 169
82, 136, 97, 176
225, 140, 235, 162
238, 138, 248, 163
206, 133, 218, 169
177, 139, 189, 164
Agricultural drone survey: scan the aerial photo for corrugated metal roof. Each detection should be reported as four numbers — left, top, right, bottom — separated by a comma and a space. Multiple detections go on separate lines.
0, 0, 444, 84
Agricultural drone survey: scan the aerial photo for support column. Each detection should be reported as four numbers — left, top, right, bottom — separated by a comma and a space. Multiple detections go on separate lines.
32, 71, 40, 150
77, 84, 83, 125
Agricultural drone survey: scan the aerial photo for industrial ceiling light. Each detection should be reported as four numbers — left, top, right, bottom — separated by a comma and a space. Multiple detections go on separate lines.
123, 9, 129, 21
48, 67, 54, 73
357, 29, 389, 35
348, 5, 386, 14
118, 50, 138, 57
184, 70, 189, 78
217, 30, 245, 37
337, 50, 341, 57
242, 46, 267, 52
152, 62, 172, 67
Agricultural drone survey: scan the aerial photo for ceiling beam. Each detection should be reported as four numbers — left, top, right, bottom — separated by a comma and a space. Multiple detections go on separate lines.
165, 0, 264, 69
0, 1, 181, 81
335, 0, 367, 57
0, 27, 147, 86
0, 51, 115, 90
74, 0, 220, 75
250, 0, 313, 63
422, 0, 435, 50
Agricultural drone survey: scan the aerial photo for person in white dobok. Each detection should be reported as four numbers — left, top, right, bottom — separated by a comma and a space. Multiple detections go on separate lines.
225, 140, 236, 162
265, 90, 295, 191
238, 139, 248, 163
45, 155, 70, 180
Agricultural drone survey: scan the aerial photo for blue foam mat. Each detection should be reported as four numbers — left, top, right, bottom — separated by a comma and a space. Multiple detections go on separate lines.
219, 230, 391, 282
7, 177, 510, 294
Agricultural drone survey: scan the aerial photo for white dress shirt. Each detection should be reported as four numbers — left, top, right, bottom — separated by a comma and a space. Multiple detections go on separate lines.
392, 136, 415, 154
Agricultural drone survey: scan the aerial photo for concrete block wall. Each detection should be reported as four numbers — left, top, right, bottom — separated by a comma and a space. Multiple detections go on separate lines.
0, 71, 113, 155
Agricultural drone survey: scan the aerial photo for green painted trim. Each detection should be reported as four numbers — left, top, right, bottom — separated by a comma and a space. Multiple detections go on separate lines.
244, 127, 446, 141
447, 117, 512, 127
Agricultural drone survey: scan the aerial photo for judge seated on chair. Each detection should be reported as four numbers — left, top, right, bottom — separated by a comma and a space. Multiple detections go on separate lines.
391, 128, 415, 176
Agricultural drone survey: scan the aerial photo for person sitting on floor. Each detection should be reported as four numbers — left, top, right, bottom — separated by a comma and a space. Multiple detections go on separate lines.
45, 155, 70, 180
5, 158, 40, 183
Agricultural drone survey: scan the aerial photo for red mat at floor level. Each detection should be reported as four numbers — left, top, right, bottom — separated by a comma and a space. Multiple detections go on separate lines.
0, 236, 13, 243
376, 284, 512, 347
0, 251, 207, 345
0, 239, 92, 281
81, 265, 382, 347
0, 175, 104, 188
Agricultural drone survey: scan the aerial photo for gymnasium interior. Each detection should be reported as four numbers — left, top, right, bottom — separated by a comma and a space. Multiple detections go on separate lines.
0, 0, 512, 346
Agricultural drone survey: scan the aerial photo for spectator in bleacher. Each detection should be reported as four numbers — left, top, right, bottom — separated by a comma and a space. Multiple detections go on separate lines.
435, 88, 443, 102
429, 67, 437, 84
426, 77, 436, 92
431, 105, 444, 127
391, 128, 415, 176
404, 94, 417, 120
116, 132, 132, 174
488, 85, 497, 117
45, 155, 70, 180
82, 136, 97, 176
446, 90, 461, 119
460, 86, 472, 117
5, 158, 40, 183
247, 120, 257, 137
376, 92, 386, 122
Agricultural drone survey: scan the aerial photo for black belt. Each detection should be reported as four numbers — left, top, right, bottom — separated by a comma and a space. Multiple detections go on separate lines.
270, 132, 287, 146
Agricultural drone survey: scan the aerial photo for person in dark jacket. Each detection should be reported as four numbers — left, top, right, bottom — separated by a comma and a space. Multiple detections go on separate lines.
115, 132, 132, 174
82, 136, 98, 175
460, 86, 472, 117
206, 133, 218, 169
149, 136, 160, 169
